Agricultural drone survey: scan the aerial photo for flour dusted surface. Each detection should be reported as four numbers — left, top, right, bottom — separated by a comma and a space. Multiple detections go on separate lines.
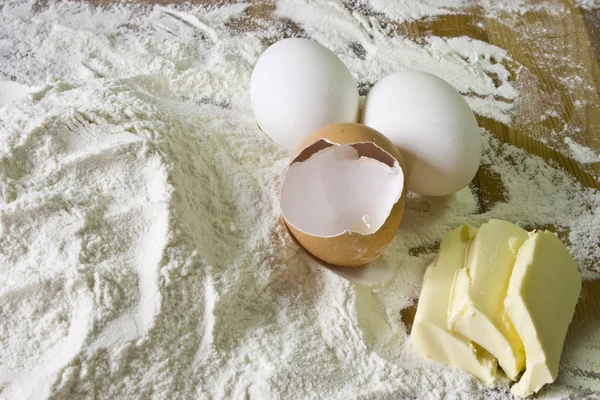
0, 1, 599, 399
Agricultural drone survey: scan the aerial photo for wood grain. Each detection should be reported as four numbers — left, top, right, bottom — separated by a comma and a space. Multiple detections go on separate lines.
398, 3, 600, 388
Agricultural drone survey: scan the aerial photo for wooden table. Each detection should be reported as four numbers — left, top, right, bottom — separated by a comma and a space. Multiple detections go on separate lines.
355, 2, 600, 392
376, 2, 600, 393
401, 4, 600, 393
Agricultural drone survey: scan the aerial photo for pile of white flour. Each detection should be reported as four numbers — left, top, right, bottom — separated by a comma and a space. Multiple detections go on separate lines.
0, 1, 599, 399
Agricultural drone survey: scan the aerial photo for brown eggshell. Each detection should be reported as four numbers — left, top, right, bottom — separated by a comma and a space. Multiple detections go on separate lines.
280, 122, 407, 267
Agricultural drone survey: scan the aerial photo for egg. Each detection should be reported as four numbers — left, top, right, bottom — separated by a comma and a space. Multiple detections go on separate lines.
251, 38, 360, 150
361, 70, 482, 197
280, 123, 407, 267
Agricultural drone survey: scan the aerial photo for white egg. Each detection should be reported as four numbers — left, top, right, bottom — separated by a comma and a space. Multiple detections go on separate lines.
251, 38, 360, 150
362, 70, 482, 197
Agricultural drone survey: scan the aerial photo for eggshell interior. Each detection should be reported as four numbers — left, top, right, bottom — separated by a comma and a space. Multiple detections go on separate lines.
280, 122, 407, 267
280, 141, 404, 237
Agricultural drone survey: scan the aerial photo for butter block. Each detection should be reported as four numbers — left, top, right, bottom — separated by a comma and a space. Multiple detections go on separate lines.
448, 219, 527, 380
505, 231, 582, 398
412, 225, 497, 384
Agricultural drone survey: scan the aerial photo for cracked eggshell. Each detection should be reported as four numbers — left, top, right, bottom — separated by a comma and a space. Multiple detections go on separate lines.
280, 123, 407, 267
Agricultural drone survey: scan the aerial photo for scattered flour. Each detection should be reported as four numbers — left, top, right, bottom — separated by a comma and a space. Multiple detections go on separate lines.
275, 0, 518, 124
565, 137, 600, 164
366, 0, 465, 22
577, 0, 600, 10
479, 0, 568, 17
0, 1, 598, 399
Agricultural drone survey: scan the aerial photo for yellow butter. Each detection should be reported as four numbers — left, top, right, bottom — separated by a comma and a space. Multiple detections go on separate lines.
448, 219, 527, 380
411, 225, 497, 383
505, 231, 582, 398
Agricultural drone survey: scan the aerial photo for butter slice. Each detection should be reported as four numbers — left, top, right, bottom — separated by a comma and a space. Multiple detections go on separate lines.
412, 225, 497, 384
448, 219, 527, 380
505, 231, 582, 398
